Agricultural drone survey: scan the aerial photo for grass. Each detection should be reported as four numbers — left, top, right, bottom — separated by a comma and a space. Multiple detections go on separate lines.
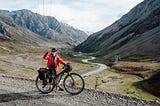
84, 68, 160, 101
141, 71, 160, 97
122, 54, 160, 62
0, 42, 98, 79
84, 56, 160, 101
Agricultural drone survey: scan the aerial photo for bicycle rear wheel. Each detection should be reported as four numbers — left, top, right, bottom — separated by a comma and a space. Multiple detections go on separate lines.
63, 73, 85, 95
36, 76, 55, 94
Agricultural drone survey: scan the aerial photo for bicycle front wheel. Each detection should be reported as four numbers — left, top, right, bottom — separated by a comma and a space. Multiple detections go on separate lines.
63, 73, 85, 95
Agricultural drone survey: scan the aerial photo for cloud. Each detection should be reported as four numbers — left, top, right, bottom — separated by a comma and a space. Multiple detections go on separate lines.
0, 0, 143, 33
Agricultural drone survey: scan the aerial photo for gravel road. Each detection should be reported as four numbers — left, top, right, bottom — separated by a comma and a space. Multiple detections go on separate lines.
0, 76, 160, 106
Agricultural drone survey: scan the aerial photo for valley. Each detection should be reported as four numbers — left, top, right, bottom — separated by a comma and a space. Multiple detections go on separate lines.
0, 0, 160, 105
0, 42, 159, 102
84, 56, 160, 101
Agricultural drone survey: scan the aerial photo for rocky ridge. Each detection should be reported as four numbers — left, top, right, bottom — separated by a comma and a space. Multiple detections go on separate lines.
0, 9, 88, 47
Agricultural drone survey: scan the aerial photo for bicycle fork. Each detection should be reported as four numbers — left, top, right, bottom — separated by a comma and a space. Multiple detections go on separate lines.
68, 72, 77, 87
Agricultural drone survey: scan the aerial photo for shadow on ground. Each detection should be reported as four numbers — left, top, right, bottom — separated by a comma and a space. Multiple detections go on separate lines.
0, 90, 70, 103
133, 71, 160, 98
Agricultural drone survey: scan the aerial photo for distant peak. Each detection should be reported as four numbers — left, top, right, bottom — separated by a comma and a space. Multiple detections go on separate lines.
12, 9, 33, 13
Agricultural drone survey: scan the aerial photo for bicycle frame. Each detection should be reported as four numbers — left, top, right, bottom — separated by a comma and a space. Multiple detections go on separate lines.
53, 68, 70, 84
36, 67, 85, 94
53, 68, 76, 87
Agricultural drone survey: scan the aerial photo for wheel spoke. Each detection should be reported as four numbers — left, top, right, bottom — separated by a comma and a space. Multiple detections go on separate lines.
36, 76, 55, 94
64, 73, 85, 95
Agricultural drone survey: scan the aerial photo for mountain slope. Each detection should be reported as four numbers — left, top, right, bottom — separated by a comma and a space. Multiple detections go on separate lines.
0, 9, 88, 47
0, 15, 62, 48
76, 0, 160, 58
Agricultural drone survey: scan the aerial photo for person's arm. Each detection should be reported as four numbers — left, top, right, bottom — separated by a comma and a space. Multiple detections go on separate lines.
43, 52, 49, 60
57, 55, 67, 65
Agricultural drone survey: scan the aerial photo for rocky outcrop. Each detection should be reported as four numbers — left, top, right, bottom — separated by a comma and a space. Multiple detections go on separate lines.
76, 0, 160, 58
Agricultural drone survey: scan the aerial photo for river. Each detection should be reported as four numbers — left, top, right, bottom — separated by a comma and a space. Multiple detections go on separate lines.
73, 53, 108, 77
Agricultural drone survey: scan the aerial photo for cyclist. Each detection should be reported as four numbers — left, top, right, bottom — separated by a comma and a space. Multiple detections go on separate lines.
43, 48, 66, 91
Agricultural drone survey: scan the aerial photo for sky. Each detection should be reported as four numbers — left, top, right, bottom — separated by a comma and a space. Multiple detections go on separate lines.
0, 0, 143, 33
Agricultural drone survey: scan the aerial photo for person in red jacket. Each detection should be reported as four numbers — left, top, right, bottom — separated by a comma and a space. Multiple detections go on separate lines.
43, 48, 67, 91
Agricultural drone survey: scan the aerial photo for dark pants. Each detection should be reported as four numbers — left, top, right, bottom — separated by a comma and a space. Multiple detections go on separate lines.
43, 68, 56, 84
48, 68, 57, 76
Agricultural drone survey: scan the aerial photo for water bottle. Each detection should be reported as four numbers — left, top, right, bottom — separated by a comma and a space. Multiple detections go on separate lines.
56, 75, 62, 84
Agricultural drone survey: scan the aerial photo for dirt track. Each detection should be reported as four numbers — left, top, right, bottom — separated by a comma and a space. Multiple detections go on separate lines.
0, 76, 160, 106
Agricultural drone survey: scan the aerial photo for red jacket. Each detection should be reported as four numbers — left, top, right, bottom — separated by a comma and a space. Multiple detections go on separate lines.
43, 53, 66, 72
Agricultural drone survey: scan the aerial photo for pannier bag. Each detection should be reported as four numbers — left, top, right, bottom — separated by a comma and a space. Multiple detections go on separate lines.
65, 63, 72, 72
38, 68, 46, 80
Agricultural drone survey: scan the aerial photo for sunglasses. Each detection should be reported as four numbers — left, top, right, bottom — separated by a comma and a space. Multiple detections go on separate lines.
52, 50, 57, 52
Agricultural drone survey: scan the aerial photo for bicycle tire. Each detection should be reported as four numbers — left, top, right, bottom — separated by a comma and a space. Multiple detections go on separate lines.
63, 73, 85, 95
35, 76, 55, 94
